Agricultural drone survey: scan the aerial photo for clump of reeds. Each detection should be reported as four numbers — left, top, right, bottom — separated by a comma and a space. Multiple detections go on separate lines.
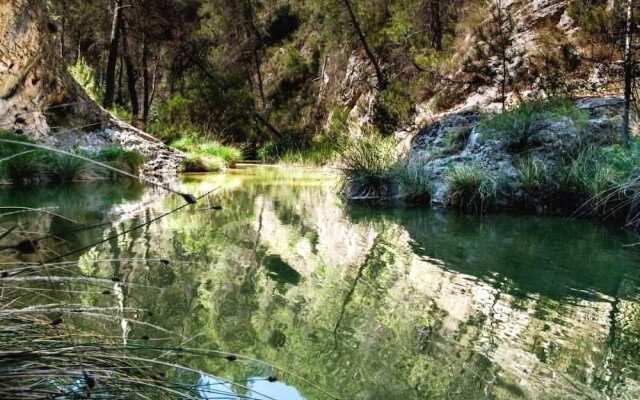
339, 134, 400, 200
445, 163, 498, 215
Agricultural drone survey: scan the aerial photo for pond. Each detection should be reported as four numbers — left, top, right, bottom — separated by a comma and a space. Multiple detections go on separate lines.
2, 166, 640, 399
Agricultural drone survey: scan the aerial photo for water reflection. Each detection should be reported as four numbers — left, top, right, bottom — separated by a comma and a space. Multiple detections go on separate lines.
198, 375, 305, 400
2, 167, 640, 399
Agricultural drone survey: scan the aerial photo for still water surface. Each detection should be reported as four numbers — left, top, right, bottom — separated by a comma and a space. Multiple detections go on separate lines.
2, 166, 640, 399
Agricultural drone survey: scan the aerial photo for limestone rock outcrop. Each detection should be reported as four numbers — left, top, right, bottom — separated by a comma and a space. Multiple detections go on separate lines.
0, 0, 183, 180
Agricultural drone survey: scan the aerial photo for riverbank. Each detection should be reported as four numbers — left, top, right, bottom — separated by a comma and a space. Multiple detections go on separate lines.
0, 132, 147, 185
342, 97, 640, 230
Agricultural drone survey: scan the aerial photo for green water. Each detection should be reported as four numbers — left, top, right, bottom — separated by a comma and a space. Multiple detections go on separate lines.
2, 166, 640, 399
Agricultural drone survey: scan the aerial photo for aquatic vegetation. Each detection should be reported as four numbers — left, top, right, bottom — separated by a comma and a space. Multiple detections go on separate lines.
392, 159, 433, 201
558, 147, 620, 197
0, 314, 189, 399
445, 163, 498, 214
586, 142, 640, 224
339, 134, 400, 199
257, 134, 340, 166
0, 266, 272, 400
180, 155, 226, 173
171, 136, 242, 171
0, 132, 43, 185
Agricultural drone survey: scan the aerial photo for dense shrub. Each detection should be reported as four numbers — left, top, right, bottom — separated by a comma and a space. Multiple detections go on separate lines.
551, 144, 640, 217
373, 82, 415, 134
265, 5, 301, 45
278, 142, 339, 166
392, 159, 433, 201
43, 152, 89, 182
0, 132, 43, 184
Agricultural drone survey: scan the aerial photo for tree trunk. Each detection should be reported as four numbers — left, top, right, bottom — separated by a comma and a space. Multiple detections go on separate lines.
60, 0, 66, 59
341, 0, 386, 90
142, 33, 151, 125
121, 18, 139, 122
243, 0, 266, 109
429, 0, 443, 51
621, 0, 634, 145
116, 55, 124, 105
253, 49, 266, 110
149, 56, 159, 115
103, 0, 123, 109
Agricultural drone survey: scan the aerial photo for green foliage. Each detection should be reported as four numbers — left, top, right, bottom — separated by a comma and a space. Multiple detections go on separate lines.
446, 164, 498, 214
0, 133, 144, 184
265, 5, 301, 45
109, 105, 133, 123
0, 132, 40, 184
278, 142, 340, 166
557, 145, 638, 196
43, 152, 88, 182
261, 106, 351, 166
480, 97, 588, 152
94, 146, 145, 175
516, 157, 550, 193
373, 81, 415, 134
68, 57, 102, 101
180, 155, 226, 173
171, 136, 242, 167
391, 159, 432, 200
340, 133, 400, 199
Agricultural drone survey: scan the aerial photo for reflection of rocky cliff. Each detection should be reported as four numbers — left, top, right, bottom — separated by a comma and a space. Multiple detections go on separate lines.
247, 174, 640, 399
23, 169, 640, 399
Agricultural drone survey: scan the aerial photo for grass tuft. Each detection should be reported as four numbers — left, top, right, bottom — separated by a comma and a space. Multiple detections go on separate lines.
43, 152, 89, 182
517, 157, 550, 193
339, 135, 399, 200
94, 146, 145, 176
180, 155, 226, 173
1, 131, 145, 184
480, 97, 588, 152
171, 136, 242, 171
446, 164, 498, 214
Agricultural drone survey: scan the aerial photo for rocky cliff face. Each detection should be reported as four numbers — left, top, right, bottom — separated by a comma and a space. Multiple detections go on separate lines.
409, 97, 625, 205
0, 0, 183, 180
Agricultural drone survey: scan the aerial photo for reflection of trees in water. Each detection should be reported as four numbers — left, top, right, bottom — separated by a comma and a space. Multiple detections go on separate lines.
6, 171, 640, 399
86, 176, 640, 398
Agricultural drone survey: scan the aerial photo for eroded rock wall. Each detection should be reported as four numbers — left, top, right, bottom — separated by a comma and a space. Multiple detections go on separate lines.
0, 0, 183, 180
